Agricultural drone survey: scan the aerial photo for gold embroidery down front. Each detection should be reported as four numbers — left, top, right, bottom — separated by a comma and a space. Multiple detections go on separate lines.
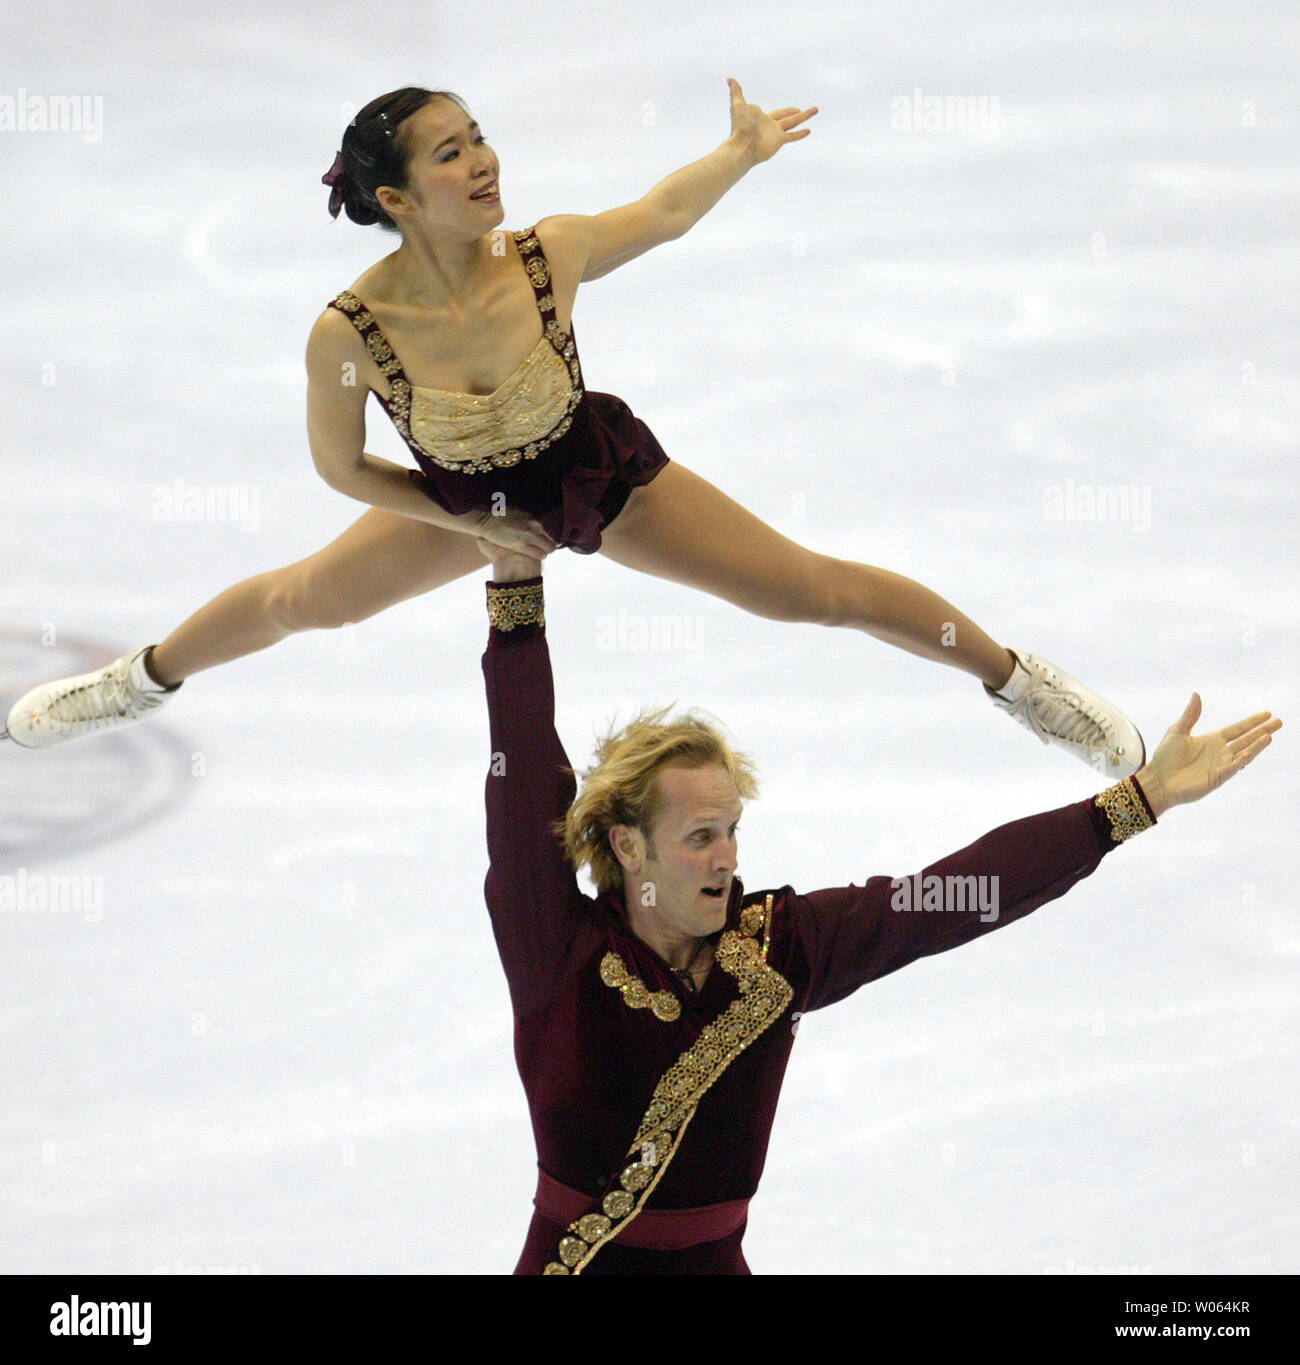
544, 895, 792, 1275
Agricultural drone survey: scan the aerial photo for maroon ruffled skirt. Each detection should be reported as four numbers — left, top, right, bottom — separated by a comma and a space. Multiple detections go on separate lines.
405, 390, 669, 555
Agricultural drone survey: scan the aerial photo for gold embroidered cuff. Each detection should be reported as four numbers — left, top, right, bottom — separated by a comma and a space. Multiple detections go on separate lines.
486, 580, 545, 632
1095, 777, 1155, 844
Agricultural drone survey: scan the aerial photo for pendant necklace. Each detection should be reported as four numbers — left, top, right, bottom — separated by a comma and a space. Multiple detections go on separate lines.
672, 936, 710, 995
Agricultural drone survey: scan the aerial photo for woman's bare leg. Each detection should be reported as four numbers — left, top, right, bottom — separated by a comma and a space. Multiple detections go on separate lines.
148, 509, 485, 685
599, 463, 1015, 689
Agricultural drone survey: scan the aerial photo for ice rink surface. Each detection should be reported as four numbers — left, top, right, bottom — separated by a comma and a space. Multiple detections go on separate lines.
2, 0, 1296, 1274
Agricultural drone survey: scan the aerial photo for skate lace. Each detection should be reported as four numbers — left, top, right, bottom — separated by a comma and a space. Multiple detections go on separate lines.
47, 662, 162, 732
1007, 676, 1117, 751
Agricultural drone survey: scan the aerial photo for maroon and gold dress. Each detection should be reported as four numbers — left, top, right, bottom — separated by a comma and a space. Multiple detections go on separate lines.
326, 226, 668, 555
480, 577, 1158, 1275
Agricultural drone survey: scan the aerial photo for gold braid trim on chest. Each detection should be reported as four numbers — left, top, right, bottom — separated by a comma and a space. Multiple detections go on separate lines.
600, 952, 682, 1022
545, 895, 791, 1275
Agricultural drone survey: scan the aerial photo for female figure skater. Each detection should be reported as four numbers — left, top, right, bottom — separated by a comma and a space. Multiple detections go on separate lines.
5, 81, 1143, 774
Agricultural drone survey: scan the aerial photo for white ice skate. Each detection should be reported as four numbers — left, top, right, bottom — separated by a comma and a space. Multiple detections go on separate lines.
989, 650, 1144, 778
2, 644, 181, 749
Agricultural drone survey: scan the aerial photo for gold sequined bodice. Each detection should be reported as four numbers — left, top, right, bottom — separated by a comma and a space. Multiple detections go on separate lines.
328, 227, 584, 475
408, 331, 576, 470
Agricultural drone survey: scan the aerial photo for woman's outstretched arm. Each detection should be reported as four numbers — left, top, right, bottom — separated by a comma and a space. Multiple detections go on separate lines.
540, 77, 817, 283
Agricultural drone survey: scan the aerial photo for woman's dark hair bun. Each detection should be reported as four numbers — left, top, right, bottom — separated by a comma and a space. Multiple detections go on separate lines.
334, 86, 469, 231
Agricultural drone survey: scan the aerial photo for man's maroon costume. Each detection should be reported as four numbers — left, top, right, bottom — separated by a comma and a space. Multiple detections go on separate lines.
481, 578, 1156, 1274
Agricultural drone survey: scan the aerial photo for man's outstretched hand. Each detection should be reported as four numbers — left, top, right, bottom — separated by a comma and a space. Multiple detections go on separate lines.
477, 539, 543, 584
1134, 694, 1281, 817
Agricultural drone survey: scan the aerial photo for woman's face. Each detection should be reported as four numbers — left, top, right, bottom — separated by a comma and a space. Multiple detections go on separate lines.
381, 96, 503, 235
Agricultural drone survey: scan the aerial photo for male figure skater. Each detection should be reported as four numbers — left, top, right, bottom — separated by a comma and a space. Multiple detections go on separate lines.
478, 547, 1278, 1275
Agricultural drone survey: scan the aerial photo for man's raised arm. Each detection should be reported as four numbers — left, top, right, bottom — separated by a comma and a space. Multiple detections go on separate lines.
480, 549, 599, 1016
790, 694, 1280, 1013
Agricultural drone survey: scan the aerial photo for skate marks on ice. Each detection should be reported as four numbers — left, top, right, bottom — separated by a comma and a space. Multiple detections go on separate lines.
0, 631, 195, 861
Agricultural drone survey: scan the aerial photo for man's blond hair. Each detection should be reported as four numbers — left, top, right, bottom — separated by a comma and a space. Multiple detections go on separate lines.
560, 706, 759, 896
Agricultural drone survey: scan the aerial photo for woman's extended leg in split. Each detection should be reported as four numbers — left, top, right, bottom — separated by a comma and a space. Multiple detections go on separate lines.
3, 508, 484, 747
597, 463, 1145, 774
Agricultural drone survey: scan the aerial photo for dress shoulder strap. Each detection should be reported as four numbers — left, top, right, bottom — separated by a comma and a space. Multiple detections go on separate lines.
510, 226, 558, 325
324, 291, 419, 456
510, 226, 581, 380
326, 291, 415, 390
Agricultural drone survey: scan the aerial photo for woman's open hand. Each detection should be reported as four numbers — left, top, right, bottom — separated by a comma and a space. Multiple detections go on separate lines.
726, 77, 817, 165
471, 507, 556, 559
475, 537, 542, 584
1135, 693, 1280, 816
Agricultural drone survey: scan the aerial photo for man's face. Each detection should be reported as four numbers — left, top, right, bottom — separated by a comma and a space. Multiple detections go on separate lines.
620, 763, 742, 945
